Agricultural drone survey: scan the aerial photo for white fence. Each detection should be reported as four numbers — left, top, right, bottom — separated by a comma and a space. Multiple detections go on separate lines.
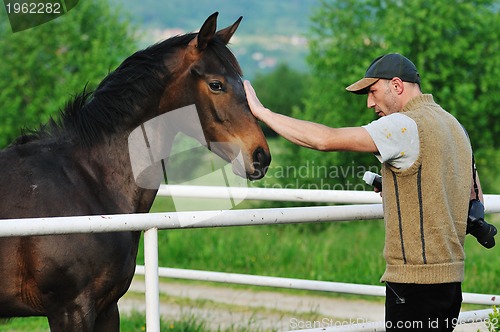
0, 185, 498, 331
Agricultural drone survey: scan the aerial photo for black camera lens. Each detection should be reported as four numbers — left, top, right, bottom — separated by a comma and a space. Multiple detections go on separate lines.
468, 219, 497, 249
467, 199, 497, 249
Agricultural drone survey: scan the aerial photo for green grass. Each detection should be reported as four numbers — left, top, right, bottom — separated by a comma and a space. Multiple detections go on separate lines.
139, 213, 386, 284
139, 204, 500, 295
0, 312, 208, 332
140, 138, 500, 296
0, 317, 49, 332
0, 311, 280, 332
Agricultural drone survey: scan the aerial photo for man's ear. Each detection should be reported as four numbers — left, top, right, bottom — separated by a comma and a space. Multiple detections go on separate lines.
391, 77, 405, 94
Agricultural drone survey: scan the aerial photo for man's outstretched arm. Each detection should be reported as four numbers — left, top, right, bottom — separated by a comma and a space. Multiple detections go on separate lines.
244, 80, 378, 153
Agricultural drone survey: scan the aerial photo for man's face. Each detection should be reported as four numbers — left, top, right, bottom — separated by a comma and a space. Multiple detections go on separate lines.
366, 79, 401, 117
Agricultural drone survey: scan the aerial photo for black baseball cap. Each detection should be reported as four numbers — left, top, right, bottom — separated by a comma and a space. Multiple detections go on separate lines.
346, 53, 420, 94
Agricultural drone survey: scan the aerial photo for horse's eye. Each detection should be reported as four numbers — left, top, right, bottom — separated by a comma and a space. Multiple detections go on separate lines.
209, 81, 224, 92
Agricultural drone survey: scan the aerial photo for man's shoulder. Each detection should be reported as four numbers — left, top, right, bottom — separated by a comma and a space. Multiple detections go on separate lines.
364, 112, 416, 129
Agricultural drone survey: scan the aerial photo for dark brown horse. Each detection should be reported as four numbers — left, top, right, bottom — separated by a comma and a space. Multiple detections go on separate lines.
0, 13, 270, 331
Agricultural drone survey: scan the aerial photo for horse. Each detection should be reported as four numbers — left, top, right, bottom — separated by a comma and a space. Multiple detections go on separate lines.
0, 12, 271, 331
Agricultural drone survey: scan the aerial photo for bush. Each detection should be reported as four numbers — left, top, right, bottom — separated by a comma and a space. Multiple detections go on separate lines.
487, 306, 500, 332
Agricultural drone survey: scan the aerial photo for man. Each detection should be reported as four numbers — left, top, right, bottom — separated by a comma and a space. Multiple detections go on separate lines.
244, 54, 481, 331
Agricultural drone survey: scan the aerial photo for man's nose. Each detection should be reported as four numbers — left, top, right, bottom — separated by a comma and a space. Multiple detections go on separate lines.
367, 95, 375, 108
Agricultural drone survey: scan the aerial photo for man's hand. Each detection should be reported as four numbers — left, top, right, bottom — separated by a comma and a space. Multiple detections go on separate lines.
244, 80, 268, 121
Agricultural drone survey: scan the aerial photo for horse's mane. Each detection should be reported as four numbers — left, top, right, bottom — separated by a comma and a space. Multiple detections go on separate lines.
12, 33, 242, 147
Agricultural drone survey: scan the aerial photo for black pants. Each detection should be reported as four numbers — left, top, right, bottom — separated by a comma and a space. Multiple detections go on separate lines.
385, 282, 462, 331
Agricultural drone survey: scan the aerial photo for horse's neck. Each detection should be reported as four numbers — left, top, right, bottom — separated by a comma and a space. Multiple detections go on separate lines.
78, 133, 164, 214
76, 94, 186, 213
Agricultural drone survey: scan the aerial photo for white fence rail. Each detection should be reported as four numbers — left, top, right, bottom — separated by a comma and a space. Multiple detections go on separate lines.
134, 265, 500, 306
0, 186, 498, 332
0, 204, 384, 236
159, 184, 500, 212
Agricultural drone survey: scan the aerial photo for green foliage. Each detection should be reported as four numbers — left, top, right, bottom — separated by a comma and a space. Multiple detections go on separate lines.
278, 0, 500, 191
0, 0, 137, 148
487, 306, 500, 332
253, 64, 309, 117
252, 64, 311, 136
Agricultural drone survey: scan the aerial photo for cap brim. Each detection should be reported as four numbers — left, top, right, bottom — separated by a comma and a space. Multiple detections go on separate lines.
346, 77, 379, 94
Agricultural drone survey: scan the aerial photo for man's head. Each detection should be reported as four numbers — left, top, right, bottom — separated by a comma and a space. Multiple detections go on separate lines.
346, 53, 420, 95
347, 54, 422, 117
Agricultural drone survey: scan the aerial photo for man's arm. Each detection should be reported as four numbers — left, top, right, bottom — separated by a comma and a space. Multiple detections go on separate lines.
244, 80, 378, 153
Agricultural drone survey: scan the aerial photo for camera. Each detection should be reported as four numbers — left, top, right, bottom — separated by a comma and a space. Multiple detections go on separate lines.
467, 199, 497, 249
363, 171, 382, 191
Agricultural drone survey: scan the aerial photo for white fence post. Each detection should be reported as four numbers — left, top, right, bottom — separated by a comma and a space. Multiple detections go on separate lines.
144, 227, 160, 332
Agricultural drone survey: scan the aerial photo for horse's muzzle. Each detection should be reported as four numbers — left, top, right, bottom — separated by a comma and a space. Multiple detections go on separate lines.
248, 147, 271, 180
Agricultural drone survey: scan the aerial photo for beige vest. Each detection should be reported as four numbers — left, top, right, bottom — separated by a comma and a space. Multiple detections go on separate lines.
381, 94, 472, 284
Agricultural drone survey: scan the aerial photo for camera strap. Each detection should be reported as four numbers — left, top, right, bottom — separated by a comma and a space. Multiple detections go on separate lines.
462, 124, 480, 201
472, 153, 480, 201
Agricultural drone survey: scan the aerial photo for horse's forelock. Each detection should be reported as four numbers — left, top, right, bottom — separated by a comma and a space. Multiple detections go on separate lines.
208, 37, 243, 77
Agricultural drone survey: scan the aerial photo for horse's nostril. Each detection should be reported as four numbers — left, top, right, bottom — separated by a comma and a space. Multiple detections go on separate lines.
254, 147, 262, 164
249, 147, 271, 180
253, 147, 266, 165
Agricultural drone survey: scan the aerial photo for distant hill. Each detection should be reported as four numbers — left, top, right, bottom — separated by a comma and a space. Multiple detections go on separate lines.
111, 0, 318, 78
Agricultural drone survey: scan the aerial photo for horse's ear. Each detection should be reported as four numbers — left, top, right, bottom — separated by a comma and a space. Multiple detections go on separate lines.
192, 12, 218, 50
216, 16, 242, 45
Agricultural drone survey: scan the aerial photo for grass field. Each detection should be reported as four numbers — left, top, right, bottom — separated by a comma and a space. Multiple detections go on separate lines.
6, 205, 495, 331
142, 196, 500, 295
139, 136, 500, 296
2, 139, 499, 331
0, 312, 210, 332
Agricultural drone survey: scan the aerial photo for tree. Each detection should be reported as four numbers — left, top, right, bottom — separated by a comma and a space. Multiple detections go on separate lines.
0, 0, 136, 147
252, 64, 310, 136
277, 0, 500, 192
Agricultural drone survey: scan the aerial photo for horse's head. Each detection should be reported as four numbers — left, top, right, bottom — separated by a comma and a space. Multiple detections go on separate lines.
159, 13, 271, 180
